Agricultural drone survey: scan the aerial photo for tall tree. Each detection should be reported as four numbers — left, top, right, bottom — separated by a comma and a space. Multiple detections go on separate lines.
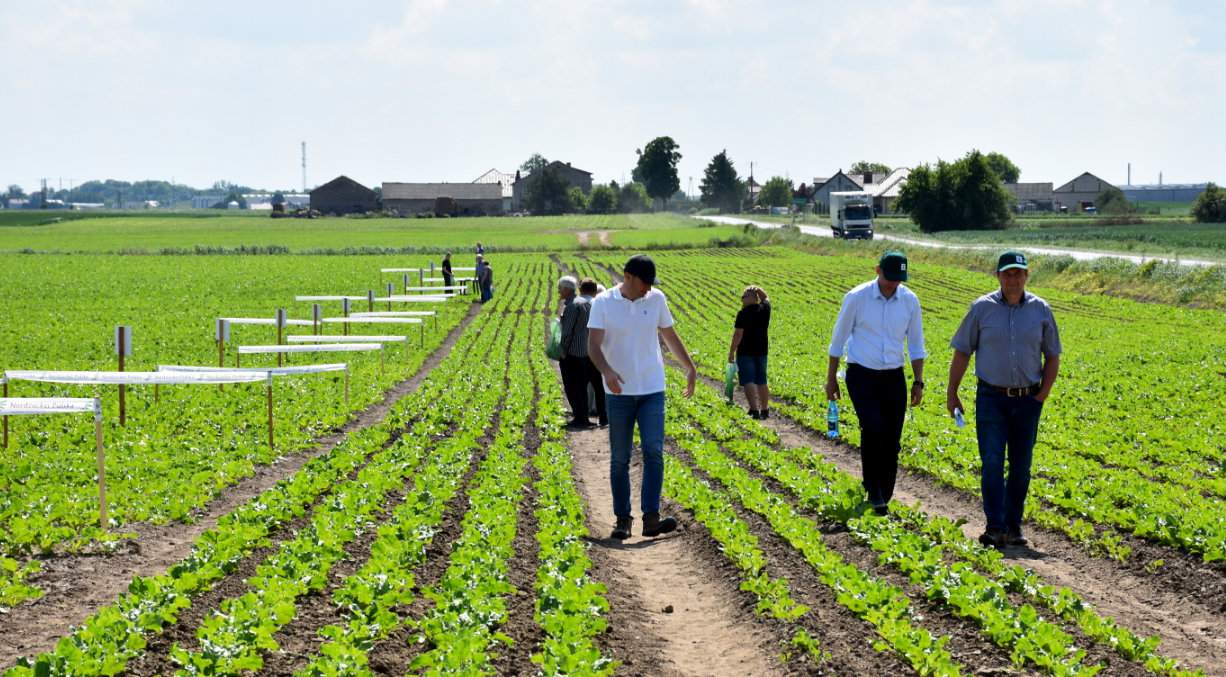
634, 136, 682, 210
758, 176, 794, 207
699, 149, 744, 213
617, 182, 650, 213
7, 184, 24, 198
849, 161, 892, 175
1192, 183, 1226, 223
520, 153, 549, 175
525, 165, 570, 215
587, 184, 618, 214
897, 150, 1011, 232
983, 152, 1021, 183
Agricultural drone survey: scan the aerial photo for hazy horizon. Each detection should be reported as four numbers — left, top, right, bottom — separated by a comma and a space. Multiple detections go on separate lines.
3, 0, 1223, 195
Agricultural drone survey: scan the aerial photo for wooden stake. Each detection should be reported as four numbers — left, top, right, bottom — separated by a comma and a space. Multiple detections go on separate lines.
94, 400, 107, 530
2, 378, 8, 448
217, 339, 225, 391
117, 326, 127, 427
386, 283, 394, 311
343, 298, 350, 336
266, 376, 274, 451
344, 367, 350, 407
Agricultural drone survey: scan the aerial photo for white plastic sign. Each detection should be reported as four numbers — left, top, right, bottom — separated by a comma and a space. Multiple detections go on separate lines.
312, 304, 322, 323
114, 326, 132, 357
215, 318, 231, 342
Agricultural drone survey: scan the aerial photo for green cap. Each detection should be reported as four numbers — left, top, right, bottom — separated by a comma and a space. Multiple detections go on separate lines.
997, 250, 1028, 272
879, 250, 908, 282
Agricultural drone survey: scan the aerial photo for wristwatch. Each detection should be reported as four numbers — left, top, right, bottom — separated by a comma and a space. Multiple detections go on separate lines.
912, 380, 925, 389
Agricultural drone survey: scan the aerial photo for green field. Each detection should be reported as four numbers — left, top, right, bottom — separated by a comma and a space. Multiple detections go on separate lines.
0, 216, 1221, 675
0, 211, 754, 253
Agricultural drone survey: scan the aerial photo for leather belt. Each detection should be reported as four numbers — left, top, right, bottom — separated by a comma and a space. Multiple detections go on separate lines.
979, 380, 1040, 397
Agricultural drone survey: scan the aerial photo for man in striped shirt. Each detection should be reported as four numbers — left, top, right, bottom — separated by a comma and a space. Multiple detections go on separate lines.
825, 251, 927, 516
559, 277, 607, 429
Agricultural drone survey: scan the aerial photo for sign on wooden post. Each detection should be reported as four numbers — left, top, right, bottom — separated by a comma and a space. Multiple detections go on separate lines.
115, 325, 132, 425
215, 319, 230, 391
342, 298, 351, 336
386, 283, 394, 310
403, 273, 410, 294
1, 377, 7, 448
265, 374, 275, 451
366, 289, 375, 313
312, 304, 322, 336
93, 399, 106, 528
275, 309, 288, 367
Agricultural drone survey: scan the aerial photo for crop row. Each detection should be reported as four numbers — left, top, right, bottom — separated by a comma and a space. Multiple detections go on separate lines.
0, 255, 470, 603
5, 285, 496, 676
664, 367, 1205, 676
595, 248, 1226, 562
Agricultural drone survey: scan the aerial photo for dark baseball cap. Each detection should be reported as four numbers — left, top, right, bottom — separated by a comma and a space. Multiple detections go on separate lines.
997, 250, 1028, 272
623, 254, 658, 285
879, 250, 908, 282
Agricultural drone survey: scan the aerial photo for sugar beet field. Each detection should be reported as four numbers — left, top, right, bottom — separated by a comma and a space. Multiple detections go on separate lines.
1, 238, 1225, 675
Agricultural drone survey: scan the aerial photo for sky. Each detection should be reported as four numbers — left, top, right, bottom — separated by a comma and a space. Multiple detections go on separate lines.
2, 0, 1224, 194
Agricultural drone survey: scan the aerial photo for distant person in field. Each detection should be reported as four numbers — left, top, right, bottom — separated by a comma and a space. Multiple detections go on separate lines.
728, 285, 771, 419
442, 252, 454, 288
588, 254, 697, 540
826, 251, 927, 516
478, 259, 494, 303
475, 242, 485, 269
558, 276, 607, 429
947, 251, 1061, 550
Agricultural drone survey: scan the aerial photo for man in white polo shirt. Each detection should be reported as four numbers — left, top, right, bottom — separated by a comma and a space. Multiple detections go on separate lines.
825, 251, 927, 516
588, 254, 698, 540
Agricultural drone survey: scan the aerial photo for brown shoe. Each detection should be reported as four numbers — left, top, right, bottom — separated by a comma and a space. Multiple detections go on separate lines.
642, 512, 677, 537
978, 530, 1007, 549
611, 516, 632, 540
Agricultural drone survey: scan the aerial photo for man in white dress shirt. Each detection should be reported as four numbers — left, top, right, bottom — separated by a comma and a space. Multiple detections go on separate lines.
825, 251, 927, 515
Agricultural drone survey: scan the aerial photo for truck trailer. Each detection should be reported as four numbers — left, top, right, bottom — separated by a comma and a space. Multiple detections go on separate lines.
829, 191, 874, 240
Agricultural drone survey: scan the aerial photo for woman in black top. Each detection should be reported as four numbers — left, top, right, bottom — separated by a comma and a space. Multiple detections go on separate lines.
728, 285, 771, 419
442, 252, 454, 288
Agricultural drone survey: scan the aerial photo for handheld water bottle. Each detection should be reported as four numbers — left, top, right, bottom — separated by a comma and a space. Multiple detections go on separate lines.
826, 401, 840, 439
953, 407, 966, 429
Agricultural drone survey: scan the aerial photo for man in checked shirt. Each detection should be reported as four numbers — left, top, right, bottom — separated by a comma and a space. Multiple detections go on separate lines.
947, 251, 1062, 550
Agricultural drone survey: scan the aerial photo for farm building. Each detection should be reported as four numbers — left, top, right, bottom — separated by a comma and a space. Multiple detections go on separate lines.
511, 161, 593, 211
1122, 183, 1210, 203
1054, 172, 1117, 212
383, 182, 504, 216
869, 168, 911, 214
310, 176, 377, 215
472, 169, 515, 213
1004, 182, 1055, 212
811, 170, 867, 213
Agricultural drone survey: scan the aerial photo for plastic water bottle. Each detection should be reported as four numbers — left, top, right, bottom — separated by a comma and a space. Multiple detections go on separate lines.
954, 407, 966, 429
826, 401, 840, 439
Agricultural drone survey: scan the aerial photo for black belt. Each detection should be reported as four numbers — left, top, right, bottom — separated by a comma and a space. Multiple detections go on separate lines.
978, 380, 1040, 397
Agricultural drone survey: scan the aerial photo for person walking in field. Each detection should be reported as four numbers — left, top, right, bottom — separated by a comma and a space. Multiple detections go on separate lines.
728, 285, 772, 419
442, 252, 454, 289
947, 251, 1061, 549
478, 259, 494, 303
825, 251, 927, 516
588, 254, 697, 540
558, 276, 608, 429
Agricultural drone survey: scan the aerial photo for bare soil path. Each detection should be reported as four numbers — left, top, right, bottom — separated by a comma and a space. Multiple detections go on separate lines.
716, 379, 1226, 675
0, 303, 482, 666
565, 419, 785, 676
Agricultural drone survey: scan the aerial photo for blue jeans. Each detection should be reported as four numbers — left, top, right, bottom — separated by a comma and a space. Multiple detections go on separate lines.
976, 385, 1044, 532
606, 391, 665, 518
735, 354, 768, 386
480, 281, 493, 302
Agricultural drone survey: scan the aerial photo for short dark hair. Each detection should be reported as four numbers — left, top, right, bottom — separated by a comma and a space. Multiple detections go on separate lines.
579, 278, 599, 294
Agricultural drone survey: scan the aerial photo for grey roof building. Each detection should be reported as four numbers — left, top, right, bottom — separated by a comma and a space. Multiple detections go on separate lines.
511, 161, 593, 211
811, 170, 865, 213
1004, 182, 1055, 211
1054, 172, 1116, 212
310, 176, 377, 215
383, 182, 504, 216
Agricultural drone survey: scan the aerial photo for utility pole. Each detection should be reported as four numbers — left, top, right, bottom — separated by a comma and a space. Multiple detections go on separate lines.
301, 141, 307, 193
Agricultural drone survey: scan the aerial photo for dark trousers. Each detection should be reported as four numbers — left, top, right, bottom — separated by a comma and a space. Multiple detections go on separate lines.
442, 271, 454, 287
845, 363, 907, 507
561, 355, 606, 423
975, 385, 1043, 532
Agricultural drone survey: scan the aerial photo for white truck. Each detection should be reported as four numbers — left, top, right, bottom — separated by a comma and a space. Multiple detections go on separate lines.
829, 191, 875, 240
